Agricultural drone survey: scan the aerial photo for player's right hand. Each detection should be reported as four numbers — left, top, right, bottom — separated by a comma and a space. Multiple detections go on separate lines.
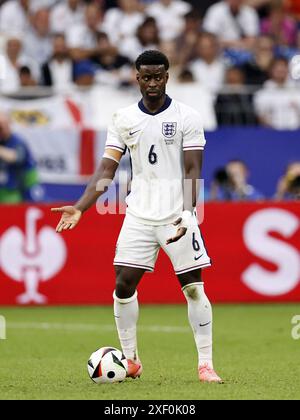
51, 206, 82, 233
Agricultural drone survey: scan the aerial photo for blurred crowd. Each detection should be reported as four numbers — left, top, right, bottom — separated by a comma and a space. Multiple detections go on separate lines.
0, 107, 299, 204
0, 0, 300, 128
210, 159, 300, 201
0, 111, 43, 203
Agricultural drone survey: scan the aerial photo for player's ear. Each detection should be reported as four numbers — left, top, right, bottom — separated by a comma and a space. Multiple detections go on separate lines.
166, 72, 169, 83
136, 72, 140, 83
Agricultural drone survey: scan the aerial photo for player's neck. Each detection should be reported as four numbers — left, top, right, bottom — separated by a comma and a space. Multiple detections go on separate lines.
142, 94, 167, 115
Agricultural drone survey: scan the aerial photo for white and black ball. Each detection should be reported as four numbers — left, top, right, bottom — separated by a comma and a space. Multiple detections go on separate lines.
87, 347, 128, 384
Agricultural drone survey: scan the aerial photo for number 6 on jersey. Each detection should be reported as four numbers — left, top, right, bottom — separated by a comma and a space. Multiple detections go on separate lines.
148, 145, 158, 165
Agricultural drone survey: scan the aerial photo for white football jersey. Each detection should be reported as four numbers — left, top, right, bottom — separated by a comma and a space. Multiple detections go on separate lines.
105, 96, 206, 225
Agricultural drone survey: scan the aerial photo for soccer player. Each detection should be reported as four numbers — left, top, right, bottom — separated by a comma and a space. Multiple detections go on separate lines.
52, 50, 223, 383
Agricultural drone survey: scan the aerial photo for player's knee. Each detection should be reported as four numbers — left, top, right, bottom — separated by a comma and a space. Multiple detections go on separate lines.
184, 284, 200, 301
178, 270, 202, 297
115, 273, 136, 299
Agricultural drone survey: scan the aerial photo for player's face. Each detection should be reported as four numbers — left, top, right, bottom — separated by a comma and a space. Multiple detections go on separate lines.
137, 65, 169, 102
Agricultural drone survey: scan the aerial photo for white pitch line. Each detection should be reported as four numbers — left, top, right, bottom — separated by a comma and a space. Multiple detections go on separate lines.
7, 322, 190, 334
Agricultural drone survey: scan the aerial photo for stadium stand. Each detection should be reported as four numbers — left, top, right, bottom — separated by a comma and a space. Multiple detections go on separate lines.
0, 0, 299, 201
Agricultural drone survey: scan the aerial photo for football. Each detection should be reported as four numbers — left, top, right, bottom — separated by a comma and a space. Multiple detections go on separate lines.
87, 347, 128, 384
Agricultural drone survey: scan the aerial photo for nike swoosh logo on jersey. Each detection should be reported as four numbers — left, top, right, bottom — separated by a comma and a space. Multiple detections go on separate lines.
129, 130, 141, 136
199, 322, 211, 327
194, 254, 203, 261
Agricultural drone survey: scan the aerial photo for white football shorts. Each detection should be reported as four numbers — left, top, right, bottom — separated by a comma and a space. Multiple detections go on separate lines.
114, 213, 211, 275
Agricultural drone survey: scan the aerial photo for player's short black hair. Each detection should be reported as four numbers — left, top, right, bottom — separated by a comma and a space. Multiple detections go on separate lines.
135, 50, 170, 71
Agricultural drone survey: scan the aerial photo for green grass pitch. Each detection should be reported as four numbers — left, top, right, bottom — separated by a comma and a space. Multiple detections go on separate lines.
0, 304, 299, 400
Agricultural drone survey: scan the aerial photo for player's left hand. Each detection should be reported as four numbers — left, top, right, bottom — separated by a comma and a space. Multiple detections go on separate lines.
166, 218, 187, 245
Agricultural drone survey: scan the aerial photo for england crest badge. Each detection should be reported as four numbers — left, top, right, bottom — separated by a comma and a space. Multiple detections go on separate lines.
162, 122, 177, 138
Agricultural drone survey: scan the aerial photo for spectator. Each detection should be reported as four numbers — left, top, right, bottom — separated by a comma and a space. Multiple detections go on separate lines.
0, 0, 30, 36
0, 35, 38, 94
241, 34, 275, 85
73, 60, 96, 87
91, 32, 132, 86
101, 0, 119, 10
50, 0, 85, 35
24, 8, 53, 66
246, 0, 272, 18
66, 3, 103, 61
41, 33, 74, 92
147, 0, 192, 41
119, 17, 160, 62
175, 10, 202, 67
203, 0, 260, 50
102, 0, 145, 45
215, 66, 257, 125
160, 39, 180, 70
30, 0, 57, 12
288, 176, 300, 200
184, 0, 220, 16
261, 2, 298, 47
275, 161, 300, 200
210, 160, 263, 201
177, 68, 195, 83
167, 69, 218, 130
19, 65, 37, 87
0, 112, 43, 203
254, 57, 300, 129
188, 32, 226, 94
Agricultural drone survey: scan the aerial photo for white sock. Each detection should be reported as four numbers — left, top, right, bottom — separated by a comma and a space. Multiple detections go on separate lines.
113, 290, 139, 361
182, 282, 213, 369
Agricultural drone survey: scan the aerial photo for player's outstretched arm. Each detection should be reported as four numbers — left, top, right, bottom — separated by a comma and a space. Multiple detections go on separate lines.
51, 149, 122, 232
51, 206, 82, 233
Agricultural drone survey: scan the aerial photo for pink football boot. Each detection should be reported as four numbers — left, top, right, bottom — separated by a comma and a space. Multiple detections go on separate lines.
198, 364, 223, 383
127, 359, 143, 379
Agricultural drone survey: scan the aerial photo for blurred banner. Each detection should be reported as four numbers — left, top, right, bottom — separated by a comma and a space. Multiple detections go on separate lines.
0, 96, 76, 128
1, 92, 299, 197
0, 203, 299, 305
0, 86, 217, 131
12, 127, 107, 182
1, 122, 300, 197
